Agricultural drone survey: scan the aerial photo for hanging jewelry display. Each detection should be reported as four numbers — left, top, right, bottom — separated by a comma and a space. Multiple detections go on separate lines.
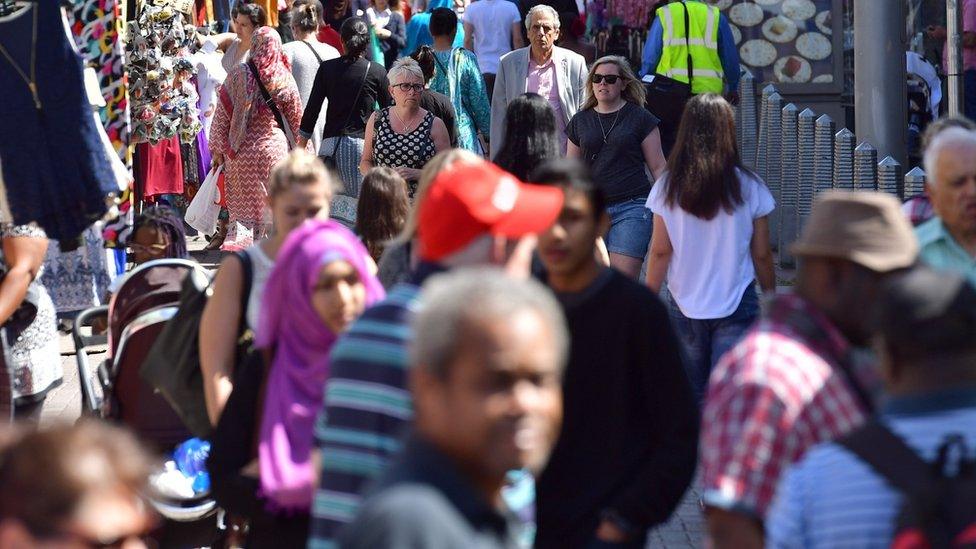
126, 2, 202, 144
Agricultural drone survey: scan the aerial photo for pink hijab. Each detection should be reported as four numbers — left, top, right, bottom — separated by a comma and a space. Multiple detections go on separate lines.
255, 220, 385, 511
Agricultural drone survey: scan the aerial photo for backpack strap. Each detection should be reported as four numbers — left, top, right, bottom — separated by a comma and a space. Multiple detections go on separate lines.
837, 420, 935, 498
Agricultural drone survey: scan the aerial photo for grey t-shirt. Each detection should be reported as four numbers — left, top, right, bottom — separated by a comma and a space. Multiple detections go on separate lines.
567, 101, 659, 204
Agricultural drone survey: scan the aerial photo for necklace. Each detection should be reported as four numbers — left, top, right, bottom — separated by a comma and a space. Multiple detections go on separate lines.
391, 107, 419, 133
597, 102, 625, 143
0, 3, 41, 110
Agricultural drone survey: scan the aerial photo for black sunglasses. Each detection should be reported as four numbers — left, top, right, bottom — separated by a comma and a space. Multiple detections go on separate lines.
591, 74, 620, 84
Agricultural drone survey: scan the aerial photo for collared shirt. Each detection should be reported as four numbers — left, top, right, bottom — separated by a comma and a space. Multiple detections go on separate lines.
700, 293, 876, 519
308, 283, 422, 549
639, 3, 741, 90
916, 216, 976, 286
337, 435, 523, 548
767, 388, 976, 548
901, 195, 935, 226
527, 55, 568, 152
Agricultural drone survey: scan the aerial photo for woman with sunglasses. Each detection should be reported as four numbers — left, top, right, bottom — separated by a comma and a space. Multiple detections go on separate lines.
566, 55, 666, 279
360, 57, 450, 199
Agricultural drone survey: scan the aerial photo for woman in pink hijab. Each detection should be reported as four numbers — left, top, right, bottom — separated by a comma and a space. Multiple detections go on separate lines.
208, 218, 384, 547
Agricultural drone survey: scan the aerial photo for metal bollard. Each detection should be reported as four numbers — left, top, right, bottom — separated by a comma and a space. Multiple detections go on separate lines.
765, 92, 783, 241
814, 114, 835, 198
833, 128, 856, 189
756, 85, 777, 182
797, 109, 817, 233
778, 103, 799, 263
739, 72, 759, 171
904, 166, 926, 199
854, 142, 879, 190
877, 156, 904, 198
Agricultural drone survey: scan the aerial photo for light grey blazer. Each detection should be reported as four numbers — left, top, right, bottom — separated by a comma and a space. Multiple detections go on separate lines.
489, 45, 588, 158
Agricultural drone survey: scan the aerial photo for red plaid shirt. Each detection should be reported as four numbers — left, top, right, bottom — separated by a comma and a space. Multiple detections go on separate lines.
700, 293, 877, 519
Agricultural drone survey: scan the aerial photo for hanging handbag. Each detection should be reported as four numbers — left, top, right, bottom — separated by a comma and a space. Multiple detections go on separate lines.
319, 60, 371, 170
140, 251, 254, 439
247, 61, 296, 149
643, 1, 693, 155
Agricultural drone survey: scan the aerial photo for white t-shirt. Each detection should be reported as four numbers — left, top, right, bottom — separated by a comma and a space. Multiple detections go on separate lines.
245, 243, 276, 330
646, 168, 775, 319
462, 0, 521, 74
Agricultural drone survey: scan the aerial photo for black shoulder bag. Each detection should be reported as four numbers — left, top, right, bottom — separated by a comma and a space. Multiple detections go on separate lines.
319, 60, 371, 170
247, 61, 296, 148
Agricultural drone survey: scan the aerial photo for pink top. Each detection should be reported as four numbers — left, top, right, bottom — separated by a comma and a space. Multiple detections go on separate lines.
528, 56, 568, 153
943, 0, 976, 71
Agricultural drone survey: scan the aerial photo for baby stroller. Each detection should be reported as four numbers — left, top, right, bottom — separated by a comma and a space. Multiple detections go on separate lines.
73, 258, 219, 538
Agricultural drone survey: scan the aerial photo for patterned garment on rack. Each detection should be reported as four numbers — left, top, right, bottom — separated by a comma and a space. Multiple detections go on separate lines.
40, 225, 114, 314
69, 0, 129, 163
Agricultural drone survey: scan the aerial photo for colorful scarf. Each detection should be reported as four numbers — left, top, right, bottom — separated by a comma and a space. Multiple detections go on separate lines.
255, 220, 385, 511
228, 27, 294, 153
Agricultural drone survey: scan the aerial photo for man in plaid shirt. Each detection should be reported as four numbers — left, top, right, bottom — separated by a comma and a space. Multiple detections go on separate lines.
700, 191, 920, 548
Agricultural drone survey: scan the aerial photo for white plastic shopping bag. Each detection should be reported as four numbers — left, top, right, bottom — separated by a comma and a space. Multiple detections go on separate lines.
185, 165, 222, 235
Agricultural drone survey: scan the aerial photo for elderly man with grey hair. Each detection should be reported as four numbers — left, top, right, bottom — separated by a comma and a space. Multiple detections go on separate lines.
916, 127, 976, 285
361, 57, 451, 196
337, 268, 568, 548
489, 3, 588, 157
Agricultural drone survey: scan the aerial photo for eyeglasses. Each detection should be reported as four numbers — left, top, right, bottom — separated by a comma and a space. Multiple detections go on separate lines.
591, 74, 620, 84
530, 23, 557, 35
127, 243, 168, 256
392, 83, 424, 93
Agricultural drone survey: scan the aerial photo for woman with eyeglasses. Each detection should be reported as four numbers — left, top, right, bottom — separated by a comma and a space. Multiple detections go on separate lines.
360, 57, 450, 198
566, 55, 666, 279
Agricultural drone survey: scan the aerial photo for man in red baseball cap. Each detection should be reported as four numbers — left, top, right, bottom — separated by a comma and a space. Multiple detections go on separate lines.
308, 152, 563, 547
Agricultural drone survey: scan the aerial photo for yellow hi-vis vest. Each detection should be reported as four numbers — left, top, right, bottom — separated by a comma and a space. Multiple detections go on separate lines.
655, 1, 725, 94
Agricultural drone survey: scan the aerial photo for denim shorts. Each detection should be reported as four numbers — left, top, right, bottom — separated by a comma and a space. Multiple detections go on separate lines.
605, 196, 652, 259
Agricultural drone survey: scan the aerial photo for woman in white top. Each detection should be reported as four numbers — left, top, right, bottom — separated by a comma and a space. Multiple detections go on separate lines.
645, 94, 776, 403
199, 150, 337, 426
283, 1, 340, 154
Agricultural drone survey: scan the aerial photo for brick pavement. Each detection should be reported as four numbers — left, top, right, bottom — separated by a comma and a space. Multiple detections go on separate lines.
32, 235, 707, 548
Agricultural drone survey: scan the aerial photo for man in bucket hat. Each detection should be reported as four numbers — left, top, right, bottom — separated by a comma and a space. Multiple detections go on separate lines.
699, 191, 919, 549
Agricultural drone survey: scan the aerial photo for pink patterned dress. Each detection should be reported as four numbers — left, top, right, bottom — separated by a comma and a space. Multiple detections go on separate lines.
210, 28, 305, 249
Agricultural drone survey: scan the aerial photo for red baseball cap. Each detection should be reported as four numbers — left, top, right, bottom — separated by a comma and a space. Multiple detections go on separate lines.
417, 160, 564, 262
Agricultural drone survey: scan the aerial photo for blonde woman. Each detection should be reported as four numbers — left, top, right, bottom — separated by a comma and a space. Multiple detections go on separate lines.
566, 55, 666, 279
200, 150, 337, 426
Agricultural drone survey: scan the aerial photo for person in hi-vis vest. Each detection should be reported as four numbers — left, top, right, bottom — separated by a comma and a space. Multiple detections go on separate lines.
639, 0, 740, 104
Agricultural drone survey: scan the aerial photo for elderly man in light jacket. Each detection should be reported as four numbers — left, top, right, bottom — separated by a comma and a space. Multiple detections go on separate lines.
490, 4, 588, 157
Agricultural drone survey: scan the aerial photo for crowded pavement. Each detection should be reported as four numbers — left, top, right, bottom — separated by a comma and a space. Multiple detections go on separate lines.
1, 0, 975, 548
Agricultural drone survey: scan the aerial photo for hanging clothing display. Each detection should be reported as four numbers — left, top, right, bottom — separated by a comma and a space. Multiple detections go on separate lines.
41, 224, 115, 314
125, 3, 202, 144
69, 0, 130, 163
136, 137, 186, 198
0, 1, 114, 242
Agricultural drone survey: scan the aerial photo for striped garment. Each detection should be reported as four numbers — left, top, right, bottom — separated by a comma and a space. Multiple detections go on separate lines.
766, 390, 976, 549
309, 283, 421, 549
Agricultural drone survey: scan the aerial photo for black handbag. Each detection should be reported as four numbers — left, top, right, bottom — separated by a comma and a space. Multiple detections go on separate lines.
643, 1, 693, 155
319, 60, 371, 170
140, 251, 253, 438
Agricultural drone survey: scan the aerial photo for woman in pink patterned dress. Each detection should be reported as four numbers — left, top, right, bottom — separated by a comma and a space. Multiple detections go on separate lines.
211, 27, 305, 249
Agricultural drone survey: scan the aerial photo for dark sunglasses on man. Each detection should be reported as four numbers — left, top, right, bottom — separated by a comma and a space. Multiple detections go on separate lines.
591, 74, 620, 84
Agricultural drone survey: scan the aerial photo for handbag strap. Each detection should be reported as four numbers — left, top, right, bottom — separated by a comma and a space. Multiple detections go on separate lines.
247, 61, 295, 148
302, 40, 324, 64
680, 1, 693, 85
330, 60, 371, 156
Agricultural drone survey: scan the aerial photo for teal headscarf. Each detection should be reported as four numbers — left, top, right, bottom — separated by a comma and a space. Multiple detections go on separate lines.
404, 0, 465, 58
